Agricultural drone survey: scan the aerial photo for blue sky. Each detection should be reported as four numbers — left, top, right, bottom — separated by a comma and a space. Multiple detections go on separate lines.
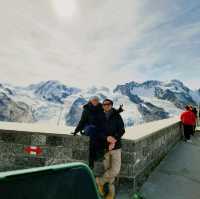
0, 0, 199, 89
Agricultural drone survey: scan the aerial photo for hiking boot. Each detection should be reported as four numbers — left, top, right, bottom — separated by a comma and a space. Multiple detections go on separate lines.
105, 184, 115, 199
103, 183, 110, 196
96, 177, 104, 196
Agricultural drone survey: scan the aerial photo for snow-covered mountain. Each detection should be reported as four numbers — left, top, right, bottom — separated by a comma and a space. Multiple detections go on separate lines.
0, 80, 199, 127
65, 97, 87, 126
115, 80, 197, 108
28, 80, 80, 104
0, 84, 34, 122
113, 82, 170, 123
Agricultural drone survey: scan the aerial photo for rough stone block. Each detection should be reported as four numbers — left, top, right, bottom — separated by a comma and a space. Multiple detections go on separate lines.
0, 132, 16, 143
47, 146, 73, 160
72, 149, 89, 161
31, 134, 46, 145
72, 136, 89, 150
122, 140, 135, 152
15, 155, 46, 169
120, 164, 134, 178
122, 152, 136, 164
46, 136, 65, 146
15, 134, 32, 145
62, 136, 73, 148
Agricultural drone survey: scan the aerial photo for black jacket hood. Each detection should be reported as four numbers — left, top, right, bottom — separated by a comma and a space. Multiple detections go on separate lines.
83, 102, 103, 111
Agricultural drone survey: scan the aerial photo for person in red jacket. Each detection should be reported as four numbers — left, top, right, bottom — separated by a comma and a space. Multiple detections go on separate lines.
180, 105, 196, 143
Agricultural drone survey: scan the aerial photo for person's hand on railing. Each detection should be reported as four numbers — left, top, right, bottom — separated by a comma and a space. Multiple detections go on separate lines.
71, 132, 77, 136
71, 130, 84, 136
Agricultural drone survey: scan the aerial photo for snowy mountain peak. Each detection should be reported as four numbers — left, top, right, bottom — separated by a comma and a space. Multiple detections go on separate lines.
124, 81, 140, 88
163, 79, 190, 93
114, 80, 162, 96
141, 80, 162, 88
170, 79, 184, 85
0, 83, 15, 96
31, 80, 81, 104
115, 79, 198, 109
65, 97, 87, 126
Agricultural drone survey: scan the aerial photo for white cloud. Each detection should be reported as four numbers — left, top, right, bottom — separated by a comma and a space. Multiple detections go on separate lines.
52, 0, 77, 19
0, 0, 199, 89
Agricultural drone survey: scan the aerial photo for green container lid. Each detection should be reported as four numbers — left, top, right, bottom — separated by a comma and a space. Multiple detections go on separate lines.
0, 162, 102, 199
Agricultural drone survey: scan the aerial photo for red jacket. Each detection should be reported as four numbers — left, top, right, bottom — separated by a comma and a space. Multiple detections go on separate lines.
180, 110, 196, 125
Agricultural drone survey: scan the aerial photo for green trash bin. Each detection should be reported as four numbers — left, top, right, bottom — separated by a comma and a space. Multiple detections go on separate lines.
0, 162, 102, 199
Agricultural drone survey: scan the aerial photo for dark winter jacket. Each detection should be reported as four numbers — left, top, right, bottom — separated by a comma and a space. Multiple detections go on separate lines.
74, 102, 123, 134
103, 108, 125, 150
74, 102, 105, 134
192, 108, 198, 118
74, 102, 106, 167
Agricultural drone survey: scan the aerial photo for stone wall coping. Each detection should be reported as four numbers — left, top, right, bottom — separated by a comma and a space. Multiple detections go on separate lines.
0, 117, 180, 141
0, 122, 74, 137
123, 117, 180, 142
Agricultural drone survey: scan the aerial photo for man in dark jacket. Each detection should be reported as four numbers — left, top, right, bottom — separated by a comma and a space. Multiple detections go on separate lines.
96, 99, 125, 199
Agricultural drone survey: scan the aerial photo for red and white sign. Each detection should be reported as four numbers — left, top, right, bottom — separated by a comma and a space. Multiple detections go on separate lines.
24, 146, 42, 155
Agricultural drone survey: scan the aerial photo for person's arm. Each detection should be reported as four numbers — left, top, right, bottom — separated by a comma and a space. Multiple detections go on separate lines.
116, 104, 124, 113
74, 109, 88, 135
113, 115, 125, 140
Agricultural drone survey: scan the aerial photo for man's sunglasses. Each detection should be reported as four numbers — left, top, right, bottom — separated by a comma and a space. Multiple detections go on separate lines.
103, 103, 111, 106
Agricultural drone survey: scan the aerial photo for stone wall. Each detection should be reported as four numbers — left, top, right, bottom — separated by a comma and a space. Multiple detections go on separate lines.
122, 121, 182, 190
0, 119, 182, 191
0, 130, 89, 171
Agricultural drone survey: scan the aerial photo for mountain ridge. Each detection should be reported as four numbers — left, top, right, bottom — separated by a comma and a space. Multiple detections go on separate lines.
0, 79, 199, 127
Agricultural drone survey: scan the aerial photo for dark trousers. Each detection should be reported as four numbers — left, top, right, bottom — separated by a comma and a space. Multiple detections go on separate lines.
183, 125, 193, 140
84, 125, 106, 169
192, 125, 196, 135
89, 139, 95, 169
